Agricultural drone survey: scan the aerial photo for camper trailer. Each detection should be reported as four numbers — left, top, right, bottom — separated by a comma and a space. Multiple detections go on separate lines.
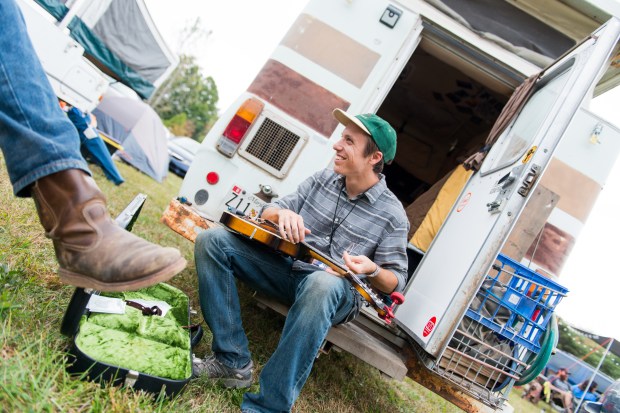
171, 0, 620, 411
16, 0, 109, 111
16, 0, 178, 111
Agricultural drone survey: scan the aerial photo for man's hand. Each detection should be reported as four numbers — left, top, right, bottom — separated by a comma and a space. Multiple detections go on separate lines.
343, 251, 398, 293
343, 251, 375, 275
261, 207, 310, 243
273, 209, 311, 243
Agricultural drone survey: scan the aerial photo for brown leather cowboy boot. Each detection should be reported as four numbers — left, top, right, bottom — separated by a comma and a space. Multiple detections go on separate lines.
31, 169, 186, 291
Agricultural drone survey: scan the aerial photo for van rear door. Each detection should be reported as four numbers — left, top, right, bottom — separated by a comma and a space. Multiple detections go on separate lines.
396, 18, 620, 357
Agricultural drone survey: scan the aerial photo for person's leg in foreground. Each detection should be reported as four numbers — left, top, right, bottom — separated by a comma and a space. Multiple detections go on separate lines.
194, 228, 356, 412
0, 0, 185, 291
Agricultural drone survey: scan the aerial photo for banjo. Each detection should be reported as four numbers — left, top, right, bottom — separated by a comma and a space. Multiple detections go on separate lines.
220, 210, 404, 323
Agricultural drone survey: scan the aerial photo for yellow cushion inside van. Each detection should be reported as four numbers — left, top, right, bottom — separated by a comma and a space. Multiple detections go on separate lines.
410, 165, 473, 252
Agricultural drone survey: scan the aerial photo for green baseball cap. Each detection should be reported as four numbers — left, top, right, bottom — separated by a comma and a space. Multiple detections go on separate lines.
332, 109, 397, 164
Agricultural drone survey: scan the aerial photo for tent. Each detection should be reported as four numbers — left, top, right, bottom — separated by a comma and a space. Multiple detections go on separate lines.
93, 94, 169, 182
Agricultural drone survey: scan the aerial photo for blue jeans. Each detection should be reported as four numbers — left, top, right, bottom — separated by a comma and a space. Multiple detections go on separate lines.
195, 228, 357, 413
0, 0, 89, 197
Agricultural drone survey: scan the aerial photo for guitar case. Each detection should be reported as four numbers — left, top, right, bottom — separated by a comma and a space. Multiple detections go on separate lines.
60, 194, 202, 397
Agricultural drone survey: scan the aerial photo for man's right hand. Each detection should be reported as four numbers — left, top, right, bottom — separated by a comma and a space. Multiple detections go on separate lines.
262, 207, 310, 243
276, 209, 310, 243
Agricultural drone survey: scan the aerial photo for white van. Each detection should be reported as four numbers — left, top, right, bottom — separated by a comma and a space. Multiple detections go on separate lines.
176, 0, 620, 410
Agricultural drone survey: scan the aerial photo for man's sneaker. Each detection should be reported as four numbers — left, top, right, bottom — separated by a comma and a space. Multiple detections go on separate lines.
192, 354, 253, 388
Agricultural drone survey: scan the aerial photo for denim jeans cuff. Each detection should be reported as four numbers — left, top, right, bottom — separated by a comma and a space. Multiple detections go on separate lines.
13, 160, 90, 197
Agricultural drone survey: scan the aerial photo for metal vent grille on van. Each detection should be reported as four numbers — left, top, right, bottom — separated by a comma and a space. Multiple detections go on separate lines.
239, 116, 307, 178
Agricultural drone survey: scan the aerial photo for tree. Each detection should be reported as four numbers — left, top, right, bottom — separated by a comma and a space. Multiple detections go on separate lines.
150, 55, 218, 141
163, 113, 194, 137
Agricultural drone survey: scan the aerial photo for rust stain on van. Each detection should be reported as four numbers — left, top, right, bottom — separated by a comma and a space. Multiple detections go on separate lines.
248, 59, 349, 137
161, 199, 217, 243
403, 345, 492, 413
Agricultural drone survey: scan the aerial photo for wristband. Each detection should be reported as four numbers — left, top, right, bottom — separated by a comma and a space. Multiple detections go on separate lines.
367, 264, 381, 278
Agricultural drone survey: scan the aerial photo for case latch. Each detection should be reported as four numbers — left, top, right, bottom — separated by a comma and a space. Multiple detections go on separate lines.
124, 370, 139, 388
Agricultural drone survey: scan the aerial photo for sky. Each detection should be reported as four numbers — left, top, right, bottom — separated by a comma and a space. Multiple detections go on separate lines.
145, 0, 620, 339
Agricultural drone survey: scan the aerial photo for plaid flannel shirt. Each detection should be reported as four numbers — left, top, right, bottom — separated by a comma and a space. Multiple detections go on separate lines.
261, 169, 409, 291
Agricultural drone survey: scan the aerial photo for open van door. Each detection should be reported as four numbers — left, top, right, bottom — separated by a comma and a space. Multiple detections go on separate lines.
396, 18, 620, 357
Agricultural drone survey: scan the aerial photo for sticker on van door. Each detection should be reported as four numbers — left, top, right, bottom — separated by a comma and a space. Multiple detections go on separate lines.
456, 192, 472, 212
423, 316, 437, 337
522, 146, 537, 164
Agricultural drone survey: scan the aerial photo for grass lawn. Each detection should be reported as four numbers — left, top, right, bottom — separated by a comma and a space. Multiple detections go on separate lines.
508, 386, 555, 413
0, 155, 531, 412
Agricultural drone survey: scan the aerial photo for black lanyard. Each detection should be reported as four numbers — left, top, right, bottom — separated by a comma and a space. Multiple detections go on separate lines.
329, 183, 359, 249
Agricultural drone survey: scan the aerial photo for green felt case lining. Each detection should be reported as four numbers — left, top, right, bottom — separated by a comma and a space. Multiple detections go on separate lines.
74, 283, 192, 380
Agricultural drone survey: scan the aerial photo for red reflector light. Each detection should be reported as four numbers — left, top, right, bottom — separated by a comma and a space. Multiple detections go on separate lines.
222, 115, 251, 144
206, 172, 219, 185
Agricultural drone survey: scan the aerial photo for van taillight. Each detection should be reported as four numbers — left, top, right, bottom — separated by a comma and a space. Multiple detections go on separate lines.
217, 98, 264, 157
222, 115, 250, 143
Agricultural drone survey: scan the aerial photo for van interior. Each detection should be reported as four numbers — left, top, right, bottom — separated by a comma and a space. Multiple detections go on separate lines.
375, 32, 522, 277
378, 36, 513, 206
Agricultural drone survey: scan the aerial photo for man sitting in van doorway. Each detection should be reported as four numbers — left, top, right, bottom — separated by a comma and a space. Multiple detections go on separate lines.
192, 109, 409, 412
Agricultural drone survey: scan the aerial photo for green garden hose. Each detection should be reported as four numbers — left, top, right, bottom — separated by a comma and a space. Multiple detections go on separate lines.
515, 313, 558, 386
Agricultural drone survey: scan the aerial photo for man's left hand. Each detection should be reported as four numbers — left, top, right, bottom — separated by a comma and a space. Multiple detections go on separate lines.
343, 252, 398, 293
343, 251, 375, 275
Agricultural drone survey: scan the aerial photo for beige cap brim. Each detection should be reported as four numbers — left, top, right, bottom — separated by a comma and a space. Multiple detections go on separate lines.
332, 108, 371, 135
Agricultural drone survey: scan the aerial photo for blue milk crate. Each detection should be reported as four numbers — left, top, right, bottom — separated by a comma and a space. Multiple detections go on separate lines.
466, 254, 568, 352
